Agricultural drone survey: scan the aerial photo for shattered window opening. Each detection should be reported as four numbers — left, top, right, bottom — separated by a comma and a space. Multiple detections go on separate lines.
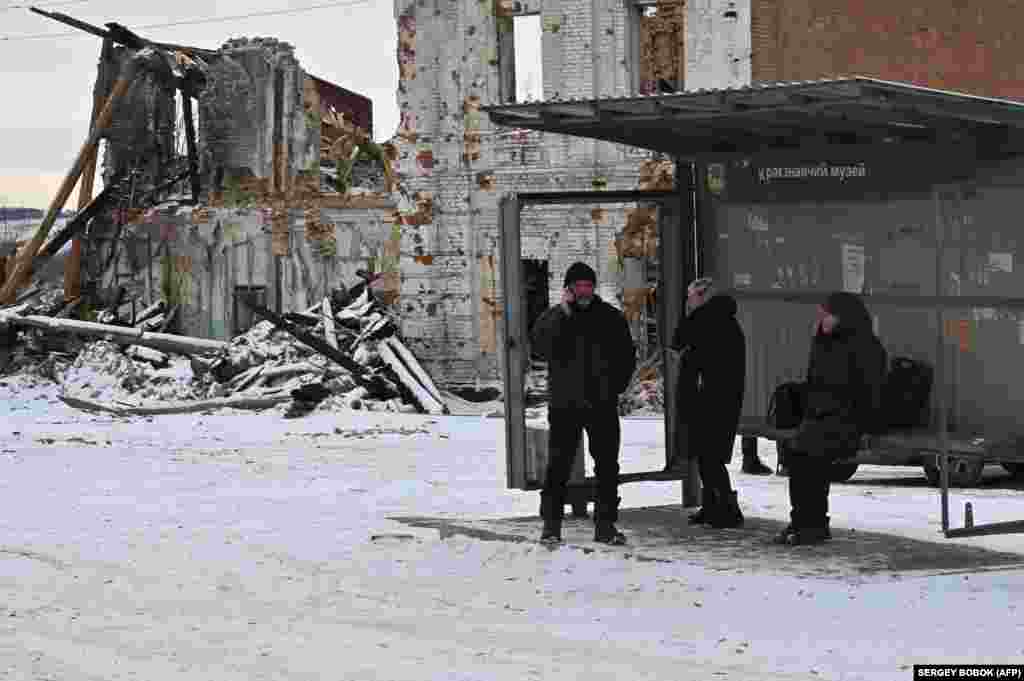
628, 0, 684, 95
499, 13, 544, 104
513, 14, 544, 103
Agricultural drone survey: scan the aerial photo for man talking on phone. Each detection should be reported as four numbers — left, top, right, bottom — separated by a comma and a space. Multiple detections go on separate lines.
530, 262, 636, 545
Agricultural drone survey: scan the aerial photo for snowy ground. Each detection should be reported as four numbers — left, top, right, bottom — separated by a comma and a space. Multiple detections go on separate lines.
2, 376, 1024, 680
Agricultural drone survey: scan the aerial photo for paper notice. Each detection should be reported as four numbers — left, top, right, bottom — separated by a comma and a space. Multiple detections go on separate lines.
841, 243, 866, 294
989, 252, 1013, 273
734, 272, 753, 287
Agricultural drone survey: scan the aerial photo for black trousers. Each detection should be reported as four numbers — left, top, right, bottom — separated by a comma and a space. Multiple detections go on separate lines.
787, 453, 831, 529
698, 455, 732, 502
543, 404, 621, 514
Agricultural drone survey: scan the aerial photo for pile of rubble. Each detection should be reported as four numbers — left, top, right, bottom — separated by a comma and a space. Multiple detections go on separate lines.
0, 275, 448, 418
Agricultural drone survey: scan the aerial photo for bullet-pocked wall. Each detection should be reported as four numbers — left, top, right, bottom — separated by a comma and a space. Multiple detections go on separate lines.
387, 0, 752, 386
117, 204, 397, 341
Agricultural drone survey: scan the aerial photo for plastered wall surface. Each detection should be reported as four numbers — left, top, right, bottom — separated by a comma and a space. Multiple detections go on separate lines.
387, 0, 749, 384
116, 205, 397, 341
686, 0, 752, 91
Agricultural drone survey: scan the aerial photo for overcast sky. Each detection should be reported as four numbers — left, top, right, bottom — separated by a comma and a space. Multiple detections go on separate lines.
0, 0, 399, 209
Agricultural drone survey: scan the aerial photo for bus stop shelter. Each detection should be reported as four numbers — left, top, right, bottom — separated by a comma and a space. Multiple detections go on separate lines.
484, 77, 1024, 539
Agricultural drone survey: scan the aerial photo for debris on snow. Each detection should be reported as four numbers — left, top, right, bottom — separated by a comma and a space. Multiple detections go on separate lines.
1, 276, 448, 418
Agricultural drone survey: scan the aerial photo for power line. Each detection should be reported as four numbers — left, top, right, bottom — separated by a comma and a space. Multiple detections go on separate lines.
0, 0, 372, 41
1, 0, 90, 12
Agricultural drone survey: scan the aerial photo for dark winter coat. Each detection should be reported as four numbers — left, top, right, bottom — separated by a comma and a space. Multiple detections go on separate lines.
530, 296, 636, 411
792, 292, 888, 459
670, 294, 746, 463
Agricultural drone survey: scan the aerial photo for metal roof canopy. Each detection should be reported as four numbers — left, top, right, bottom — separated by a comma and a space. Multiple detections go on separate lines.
483, 77, 1024, 155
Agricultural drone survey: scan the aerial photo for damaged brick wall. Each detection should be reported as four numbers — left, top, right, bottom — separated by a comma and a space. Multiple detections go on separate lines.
101, 46, 178, 193
121, 204, 397, 340
751, 1, 1024, 99
198, 37, 318, 193
639, 0, 685, 93
386, 0, 748, 385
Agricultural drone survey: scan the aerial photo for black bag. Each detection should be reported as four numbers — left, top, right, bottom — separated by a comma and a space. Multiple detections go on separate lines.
882, 357, 933, 429
767, 381, 805, 430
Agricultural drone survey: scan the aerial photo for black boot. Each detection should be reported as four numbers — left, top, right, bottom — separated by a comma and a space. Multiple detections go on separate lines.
594, 496, 626, 545
687, 488, 718, 525
742, 450, 773, 475
772, 524, 796, 544
540, 492, 563, 544
785, 526, 829, 545
708, 490, 744, 529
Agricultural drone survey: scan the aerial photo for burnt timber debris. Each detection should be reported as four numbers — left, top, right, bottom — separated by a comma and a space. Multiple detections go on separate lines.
0, 9, 449, 418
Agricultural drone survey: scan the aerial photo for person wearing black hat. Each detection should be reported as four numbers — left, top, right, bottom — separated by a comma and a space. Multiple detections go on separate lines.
668, 277, 748, 529
530, 261, 636, 545
775, 292, 887, 545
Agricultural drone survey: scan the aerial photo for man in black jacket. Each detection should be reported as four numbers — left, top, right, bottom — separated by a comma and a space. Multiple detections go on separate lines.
531, 262, 636, 545
777, 291, 887, 546
669, 278, 747, 528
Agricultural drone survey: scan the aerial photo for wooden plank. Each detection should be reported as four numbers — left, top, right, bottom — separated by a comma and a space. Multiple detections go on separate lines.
385, 336, 445, 408
378, 340, 445, 415
59, 393, 291, 416
0, 54, 143, 304
322, 296, 338, 350
67, 37, 113, 302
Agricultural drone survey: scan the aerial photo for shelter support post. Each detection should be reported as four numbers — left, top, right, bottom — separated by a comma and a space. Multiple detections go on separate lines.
933, 187, 952, 535
499, 195, 528, 489
663, 158, 700, 508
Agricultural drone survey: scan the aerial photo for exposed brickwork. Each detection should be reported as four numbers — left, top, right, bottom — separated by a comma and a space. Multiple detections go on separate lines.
389, 0, 749, 385
752, 1, 1024, 99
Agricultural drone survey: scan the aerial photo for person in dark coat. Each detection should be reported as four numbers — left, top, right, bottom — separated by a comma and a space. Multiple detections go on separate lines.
776, 291, 888, 546
531, 262, 636, 545
668, 277, 747, 528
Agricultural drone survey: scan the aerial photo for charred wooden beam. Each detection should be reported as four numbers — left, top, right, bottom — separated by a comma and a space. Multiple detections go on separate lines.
67, 36, 114, 302
181, 94, 201, 204
0, 50, 149, 305
29, 8, 220, 59
237, 294, 381, 391
59, 393, 291, 416
0, 311, 228, 356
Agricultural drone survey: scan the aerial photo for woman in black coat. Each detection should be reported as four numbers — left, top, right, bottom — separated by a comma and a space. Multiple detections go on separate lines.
669, 278, 746, 529
777, 291, 887, 546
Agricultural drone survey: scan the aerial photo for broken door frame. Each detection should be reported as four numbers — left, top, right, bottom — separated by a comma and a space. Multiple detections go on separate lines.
498, 173, 702, 508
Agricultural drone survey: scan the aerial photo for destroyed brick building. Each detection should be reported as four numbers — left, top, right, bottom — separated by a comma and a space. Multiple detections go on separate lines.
8, 1, 1024, 400
69, 34, 404, 344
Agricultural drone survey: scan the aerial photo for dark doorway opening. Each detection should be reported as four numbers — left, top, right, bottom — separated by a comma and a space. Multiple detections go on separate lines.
522, 258, 549, 339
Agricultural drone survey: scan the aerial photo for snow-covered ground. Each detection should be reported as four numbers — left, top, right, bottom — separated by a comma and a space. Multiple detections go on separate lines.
1, 376, 1023, 680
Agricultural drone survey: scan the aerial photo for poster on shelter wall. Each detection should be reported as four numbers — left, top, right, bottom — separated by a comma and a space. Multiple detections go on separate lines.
841, 243, 866, 294
989, 252, 1013, 273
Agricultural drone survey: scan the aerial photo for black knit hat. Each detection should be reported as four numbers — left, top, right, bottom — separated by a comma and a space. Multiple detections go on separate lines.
824, 291, 873, 335
563, 261, 597, 288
